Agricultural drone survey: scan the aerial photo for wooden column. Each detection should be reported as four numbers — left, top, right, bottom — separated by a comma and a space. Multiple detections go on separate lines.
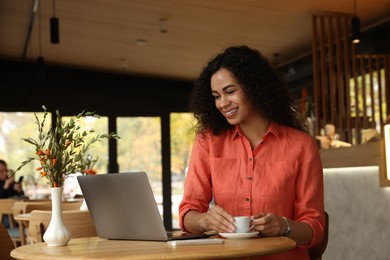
312, 14, 352, 141
312, 14, 389, 144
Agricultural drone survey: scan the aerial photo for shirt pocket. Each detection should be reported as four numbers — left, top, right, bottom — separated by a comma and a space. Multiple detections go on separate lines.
210, 158, 240, 195
261, 160, 298, 198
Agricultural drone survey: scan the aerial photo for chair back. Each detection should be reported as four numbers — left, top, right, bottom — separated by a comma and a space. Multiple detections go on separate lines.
13, 200, 82, 215
62, 200, 83, 210
12, 200, 52, 216
0, 223, 15, 260
309, 211, 329, 260
0, 198, 21, 228
29, 209, 97, 243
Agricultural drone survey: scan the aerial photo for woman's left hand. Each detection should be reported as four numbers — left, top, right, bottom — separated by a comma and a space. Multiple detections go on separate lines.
251, 212, 284, 237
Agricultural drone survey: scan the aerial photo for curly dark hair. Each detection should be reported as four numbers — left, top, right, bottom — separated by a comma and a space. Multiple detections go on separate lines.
190, 45, 307, 135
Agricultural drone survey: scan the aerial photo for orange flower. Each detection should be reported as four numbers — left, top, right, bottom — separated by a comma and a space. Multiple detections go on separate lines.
53, 182, 58, 187
52, 158, 57, 166
40, 171, 47, 177
36, 167, 42, 171
84, 169, 97, 175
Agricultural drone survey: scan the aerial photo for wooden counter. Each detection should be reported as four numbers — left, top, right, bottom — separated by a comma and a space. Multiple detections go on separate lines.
319, 141, 382, 168
319, 140, 389, 186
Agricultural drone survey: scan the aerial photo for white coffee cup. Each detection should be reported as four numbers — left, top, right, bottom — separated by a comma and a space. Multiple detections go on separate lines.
234, 216, 251, 233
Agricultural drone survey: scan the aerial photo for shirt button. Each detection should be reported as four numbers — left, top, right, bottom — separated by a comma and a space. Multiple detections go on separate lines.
245, 198, 250, 202
249, 158, 253, 161
248, 176, 252, 180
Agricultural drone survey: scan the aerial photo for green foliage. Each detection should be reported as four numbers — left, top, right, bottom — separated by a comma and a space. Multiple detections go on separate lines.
117, 117, 162, 181
12, 105, 119, 187
170, 113, 195, 176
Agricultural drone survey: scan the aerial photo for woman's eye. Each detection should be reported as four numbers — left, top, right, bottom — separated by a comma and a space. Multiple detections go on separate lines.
226, 89, 235, 95
212, 95, 220, 100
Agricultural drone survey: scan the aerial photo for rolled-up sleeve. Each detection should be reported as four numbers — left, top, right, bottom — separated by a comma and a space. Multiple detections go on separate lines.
179, 133, 213, 231
294, 136, 325, 248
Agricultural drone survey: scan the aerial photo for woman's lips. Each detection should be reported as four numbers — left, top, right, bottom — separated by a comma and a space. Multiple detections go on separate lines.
224, 107, 238, 118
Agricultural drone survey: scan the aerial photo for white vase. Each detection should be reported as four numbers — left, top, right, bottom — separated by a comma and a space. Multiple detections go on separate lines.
80, 198, 88, 211
43, 187, 71, 246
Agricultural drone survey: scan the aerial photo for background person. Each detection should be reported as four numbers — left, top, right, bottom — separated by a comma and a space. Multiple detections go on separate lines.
179, 46, 325, 260
0, 159, 24, 198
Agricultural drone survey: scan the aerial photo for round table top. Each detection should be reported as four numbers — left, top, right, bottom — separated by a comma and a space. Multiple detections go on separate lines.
11, 236, 296, 260
13, 213, 31, 222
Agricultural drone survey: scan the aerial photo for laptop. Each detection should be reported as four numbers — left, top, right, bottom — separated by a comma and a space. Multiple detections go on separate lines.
77, 172, 209, 241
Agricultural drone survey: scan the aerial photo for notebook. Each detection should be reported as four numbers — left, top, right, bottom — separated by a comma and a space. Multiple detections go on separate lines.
77, 172, 209, 241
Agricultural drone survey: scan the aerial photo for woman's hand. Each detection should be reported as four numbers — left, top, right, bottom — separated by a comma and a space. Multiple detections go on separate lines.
251, 212, 285, 237
201, 205, 235, 233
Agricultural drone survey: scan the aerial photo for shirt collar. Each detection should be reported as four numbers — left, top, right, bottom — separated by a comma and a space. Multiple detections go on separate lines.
232, 125, 243, 140
266, 122, 281, 140
232, 122, 281, 140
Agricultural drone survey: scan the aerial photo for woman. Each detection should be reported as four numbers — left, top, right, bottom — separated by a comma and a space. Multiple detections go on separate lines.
179, 46, 325, 259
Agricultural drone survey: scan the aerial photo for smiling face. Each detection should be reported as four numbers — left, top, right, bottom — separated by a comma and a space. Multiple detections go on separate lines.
211, 68, 257, 126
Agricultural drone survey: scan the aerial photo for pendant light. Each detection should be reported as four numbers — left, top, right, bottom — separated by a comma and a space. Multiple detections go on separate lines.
351, 0, 360, 44
37, 1, 45, 79
50, 0, 59, 44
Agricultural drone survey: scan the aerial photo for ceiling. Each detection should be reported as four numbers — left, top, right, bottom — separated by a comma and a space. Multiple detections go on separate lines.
1, 0, 389, 81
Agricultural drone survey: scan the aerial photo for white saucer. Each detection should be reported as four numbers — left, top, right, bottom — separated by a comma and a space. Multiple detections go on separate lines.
219, 231, 259, 239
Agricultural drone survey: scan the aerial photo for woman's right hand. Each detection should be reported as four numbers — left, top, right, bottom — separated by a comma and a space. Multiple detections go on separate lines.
201, 205, 235, 233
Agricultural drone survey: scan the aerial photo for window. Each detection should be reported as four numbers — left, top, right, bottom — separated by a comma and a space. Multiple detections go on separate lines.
170, 113, 195, 229
0, 112, 52, 198
1, 111, 197, 227
117, 117, 162, 213
350, 68, 387, 143
62, 116, 110, 174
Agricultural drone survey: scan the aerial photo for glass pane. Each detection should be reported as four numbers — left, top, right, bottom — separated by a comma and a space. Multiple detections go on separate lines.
349, 68, 387, 144
59, 115, 109, 198
62, 115, 110, 174
0, 112, 52, 199
117, 117, 162, 214
170, 113, 196, 229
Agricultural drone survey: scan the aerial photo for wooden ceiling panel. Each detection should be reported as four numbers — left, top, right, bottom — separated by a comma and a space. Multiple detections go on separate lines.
0, 0, 389, 80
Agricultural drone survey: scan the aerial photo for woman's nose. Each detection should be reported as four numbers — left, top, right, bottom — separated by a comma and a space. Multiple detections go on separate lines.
219, 95, 230, 108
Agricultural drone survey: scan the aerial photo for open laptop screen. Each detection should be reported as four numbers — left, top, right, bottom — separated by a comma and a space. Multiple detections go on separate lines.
77, 172, 208, 241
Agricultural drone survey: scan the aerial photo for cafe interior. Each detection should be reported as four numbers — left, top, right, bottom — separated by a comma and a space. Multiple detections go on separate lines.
0, 0, 389, 259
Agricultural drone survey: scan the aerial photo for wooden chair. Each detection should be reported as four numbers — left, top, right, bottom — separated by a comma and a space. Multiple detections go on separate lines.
12, 200, 82, 217
12, 200, 52, 215
29, 210, 97, 243
12, 201, 53, 245
62, 200, 83, 210
0, 223, 15, 260
0, 198, 20, 228
11, 200, 82, 245
309, 211, 329, 260
0, 198, 22, 247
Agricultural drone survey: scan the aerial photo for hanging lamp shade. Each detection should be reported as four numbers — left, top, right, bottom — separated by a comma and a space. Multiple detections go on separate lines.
50, 17, 59, 44
351, 16, 360, 44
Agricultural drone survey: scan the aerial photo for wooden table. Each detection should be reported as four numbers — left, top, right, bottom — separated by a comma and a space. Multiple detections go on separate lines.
11, 236, 296, 259
14, 213, 31, 222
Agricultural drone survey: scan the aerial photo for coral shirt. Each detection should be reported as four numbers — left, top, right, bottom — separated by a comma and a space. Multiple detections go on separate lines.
179, 122, 325, 260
